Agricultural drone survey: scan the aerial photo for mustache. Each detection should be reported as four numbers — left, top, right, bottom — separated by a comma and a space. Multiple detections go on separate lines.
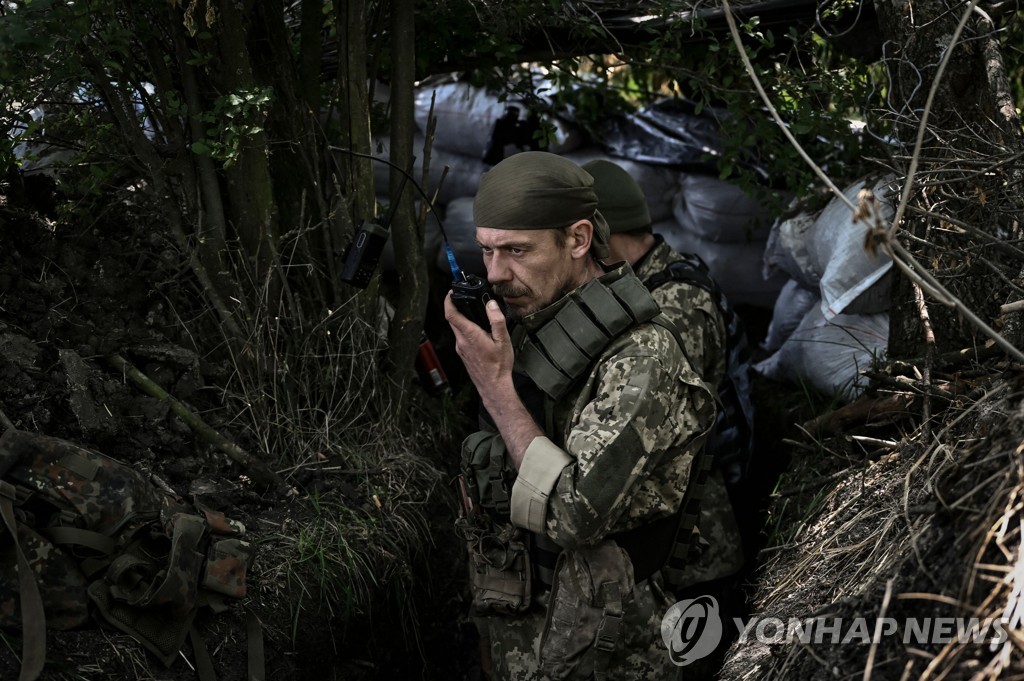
492, 283, 532, 298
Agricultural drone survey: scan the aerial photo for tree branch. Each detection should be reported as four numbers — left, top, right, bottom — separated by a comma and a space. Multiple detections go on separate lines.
106, 353, 290, 493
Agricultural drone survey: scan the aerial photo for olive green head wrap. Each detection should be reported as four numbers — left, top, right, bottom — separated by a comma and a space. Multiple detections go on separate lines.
581, 159, 652, 233
473, 151, 610, 260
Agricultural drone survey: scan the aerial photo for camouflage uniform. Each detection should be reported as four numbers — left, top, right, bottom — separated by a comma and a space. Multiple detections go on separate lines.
632, 236, 746, 589
473, 264, 718, 681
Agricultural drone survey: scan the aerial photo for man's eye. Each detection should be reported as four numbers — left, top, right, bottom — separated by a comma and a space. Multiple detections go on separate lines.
510, 248, 523, 255
480, 246, 492, 254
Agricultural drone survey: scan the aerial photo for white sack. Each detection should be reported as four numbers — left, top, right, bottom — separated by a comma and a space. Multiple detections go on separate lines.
762, 212, 819, 290
763, 176, 897, 320
761, 278, 821, 354
754, 305, 888, 402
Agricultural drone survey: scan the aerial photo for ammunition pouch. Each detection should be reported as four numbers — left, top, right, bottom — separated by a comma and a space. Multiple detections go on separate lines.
456, 514, 531, 616
461, 431, 516, 519
512, 266, 661, 402
538, 540, 635, 681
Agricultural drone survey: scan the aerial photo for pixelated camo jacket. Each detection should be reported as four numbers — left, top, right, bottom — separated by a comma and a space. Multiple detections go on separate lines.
521, 312, 718, 548
634, 240, 728, 387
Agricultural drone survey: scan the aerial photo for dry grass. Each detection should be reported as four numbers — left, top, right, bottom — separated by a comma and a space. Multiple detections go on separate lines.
722, 371, 1024, 680
175, 241, 461, 670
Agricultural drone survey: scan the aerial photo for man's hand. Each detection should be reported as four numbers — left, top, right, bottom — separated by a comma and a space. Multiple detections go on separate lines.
444, 294, 514, 398
444, 293, 541, 470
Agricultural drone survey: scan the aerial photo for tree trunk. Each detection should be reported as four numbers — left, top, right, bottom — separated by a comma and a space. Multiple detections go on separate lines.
252, 0, 331, 314
333, 0, 379, 315
384, 0, 428, 405
215, 0, 279, 292
873, 0, 1024, 359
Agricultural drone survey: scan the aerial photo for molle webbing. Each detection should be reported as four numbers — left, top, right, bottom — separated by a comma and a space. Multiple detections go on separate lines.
660, 436, 715, 591
514, 273, 661, 400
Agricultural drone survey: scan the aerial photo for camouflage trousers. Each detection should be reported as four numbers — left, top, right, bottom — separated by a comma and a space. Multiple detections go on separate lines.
477, 577, 683, 681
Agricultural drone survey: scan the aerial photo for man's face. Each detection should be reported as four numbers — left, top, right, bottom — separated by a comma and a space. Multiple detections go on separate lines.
476, 227, 580, 320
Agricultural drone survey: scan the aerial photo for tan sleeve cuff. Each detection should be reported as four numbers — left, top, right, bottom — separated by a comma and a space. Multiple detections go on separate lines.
510, 436, 573, 532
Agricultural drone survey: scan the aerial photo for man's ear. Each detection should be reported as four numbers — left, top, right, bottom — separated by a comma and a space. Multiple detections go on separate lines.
567, 219, 593, 261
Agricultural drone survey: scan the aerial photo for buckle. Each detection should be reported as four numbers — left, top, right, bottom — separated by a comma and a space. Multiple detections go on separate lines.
594, 612, 622, 652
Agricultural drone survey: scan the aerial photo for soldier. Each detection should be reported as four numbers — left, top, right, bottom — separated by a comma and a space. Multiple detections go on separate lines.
584, 158, 755, 674
445, 151, 717, 680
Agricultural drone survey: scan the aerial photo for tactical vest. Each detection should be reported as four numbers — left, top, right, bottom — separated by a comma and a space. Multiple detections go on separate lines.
645, 253, 755, 486
0, 429, 259, 681
470, 264, 715, 591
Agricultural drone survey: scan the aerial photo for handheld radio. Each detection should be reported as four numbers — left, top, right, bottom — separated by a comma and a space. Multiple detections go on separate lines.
447, 246, 498, 332
433, 206, 503, 332
339, 165, 412, 289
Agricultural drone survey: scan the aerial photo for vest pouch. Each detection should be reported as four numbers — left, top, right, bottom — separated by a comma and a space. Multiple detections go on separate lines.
461, 431, 515, 518
457, 514, 531, 616
538, 540, 635, 681
202, 536, 253, 600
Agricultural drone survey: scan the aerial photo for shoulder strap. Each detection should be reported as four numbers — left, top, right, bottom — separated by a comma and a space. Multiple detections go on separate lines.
645, 254, 717, 296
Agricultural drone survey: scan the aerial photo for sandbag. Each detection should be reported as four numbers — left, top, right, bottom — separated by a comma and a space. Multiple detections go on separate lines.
672, 173, 772, 243
761, 278, 821, 354
754, 305, 888, 402
435, 197, 485, 278
414, 81, 583, 160
763, 176, 897, 320
655, 219, 788, 310
367, 136, 490, 205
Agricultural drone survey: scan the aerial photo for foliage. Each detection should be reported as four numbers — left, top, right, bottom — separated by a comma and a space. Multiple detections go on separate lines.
414, 0, 883, 214
1, 0, 445, 667
190, 86, 275, 168
624, 13, 880, 204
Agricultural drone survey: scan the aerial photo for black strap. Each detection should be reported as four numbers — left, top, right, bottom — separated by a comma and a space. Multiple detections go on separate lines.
0, 481, 47, 681
189, 626, 218, 681
246, 610, 266, 681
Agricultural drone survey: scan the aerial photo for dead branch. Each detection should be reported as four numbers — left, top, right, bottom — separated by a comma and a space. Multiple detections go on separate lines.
914, 282, 936, 439
105, 353, 290, 492
896, 344, 1003, 371
801, 393, 917, 436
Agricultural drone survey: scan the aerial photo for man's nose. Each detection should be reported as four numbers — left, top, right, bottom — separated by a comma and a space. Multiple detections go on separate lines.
486, 253, 512, 284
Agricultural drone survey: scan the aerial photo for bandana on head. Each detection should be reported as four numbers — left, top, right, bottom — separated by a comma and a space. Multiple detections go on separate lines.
473, 151, 610, 260
581, 159, 652, 234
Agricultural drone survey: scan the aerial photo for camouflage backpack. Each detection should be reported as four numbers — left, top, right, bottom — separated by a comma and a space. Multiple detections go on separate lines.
645, 253, 756, 486
0, 428, 256, 681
